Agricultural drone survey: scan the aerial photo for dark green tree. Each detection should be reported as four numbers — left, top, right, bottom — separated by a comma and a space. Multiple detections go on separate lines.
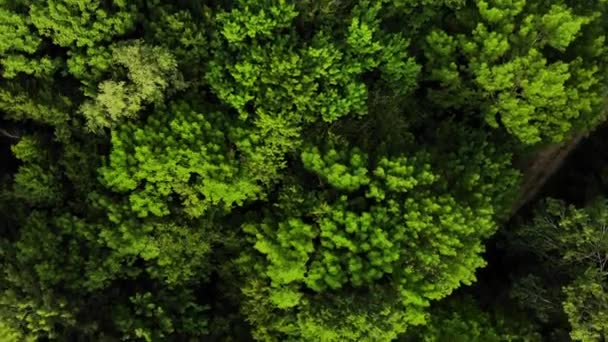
512, 198, 608, 341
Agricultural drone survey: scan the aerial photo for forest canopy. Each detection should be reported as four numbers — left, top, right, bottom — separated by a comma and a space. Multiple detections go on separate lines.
0, 0, 607, 341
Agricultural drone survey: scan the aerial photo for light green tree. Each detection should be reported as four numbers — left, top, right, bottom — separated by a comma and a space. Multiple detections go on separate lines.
81, 41, 185, 132
238, 128, 519, 340
99, 100, 261, 218
417, 0, 607, 143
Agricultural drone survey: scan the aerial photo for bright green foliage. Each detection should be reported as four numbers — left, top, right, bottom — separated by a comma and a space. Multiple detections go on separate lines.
1, 54, 59, 79
29, 0, 135, 48
474, 49, 597, 144
100, 100, 261, 218
0, 322, 20, 342
240, 278, 410, 341
243, 217, 315, 309
563, 269, 608, 342
0, 3, 39, 54
0, 0, 140, 137
245, 149, 436, 295
295, 286, 410, 342
81, 41, 185, 132
28, 0, 139, 85
206, 0, 419, 182
419, 0, 607, 144
301, 145, 370, 191
0, 320, 34, 342
239, 132, 519, 339
65, 45, 113, 85
0, 1, 60, 78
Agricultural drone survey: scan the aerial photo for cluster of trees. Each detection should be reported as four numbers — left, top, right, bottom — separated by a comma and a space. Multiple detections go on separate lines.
0, 0, 606, 340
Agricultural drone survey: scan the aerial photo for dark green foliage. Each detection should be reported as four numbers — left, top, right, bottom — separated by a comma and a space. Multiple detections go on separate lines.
512, 198, 608, 341
402, 296, 541, 342
11, 136, 62, 205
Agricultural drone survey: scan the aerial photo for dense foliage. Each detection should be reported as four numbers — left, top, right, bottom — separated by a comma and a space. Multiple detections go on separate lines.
0, 0, 606, 341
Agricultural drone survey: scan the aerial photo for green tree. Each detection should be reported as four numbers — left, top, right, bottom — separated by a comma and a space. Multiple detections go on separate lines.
402, 296, 541, 342
514, 198, 608, 341
144, 3, 210, 84
563, 269, 608, 342
237, 127, 519, 340
0, 320, 34, 342
1, 0, 606, 340
206, 0, 419, 183
410, 0, 608, 143
1, 130, 215, 339
30, 0, 139, 84
99, 100, 261, 218
81, 41, 185, 132
0, 0, 59, 78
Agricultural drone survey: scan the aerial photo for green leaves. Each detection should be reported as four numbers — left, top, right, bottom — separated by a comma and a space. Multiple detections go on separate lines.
518, 198, 608, 270
540, 5, 592, 51
302, 145, 370, 191
240, 132, 519, 339
0, 320, 35, 342
295, 286, 410, 342
563, 269, 608, 342
478, 0, 526, 26
245, 218, 315, 308
0, 3, 59, 79
11, 136, 62, 205
206, 0, 419, 183
515, 198, 608, 341
476, 49, 587, 144
29, 0, 135, 48
0, 6, 39, 55
114, 289, 209, 341
81, 41, 184, 132
100, 100, 261, 218
403, 296, 541, 342
218, 0, 298, 45
0, 0, 604, 340
419, 0, 607, 144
